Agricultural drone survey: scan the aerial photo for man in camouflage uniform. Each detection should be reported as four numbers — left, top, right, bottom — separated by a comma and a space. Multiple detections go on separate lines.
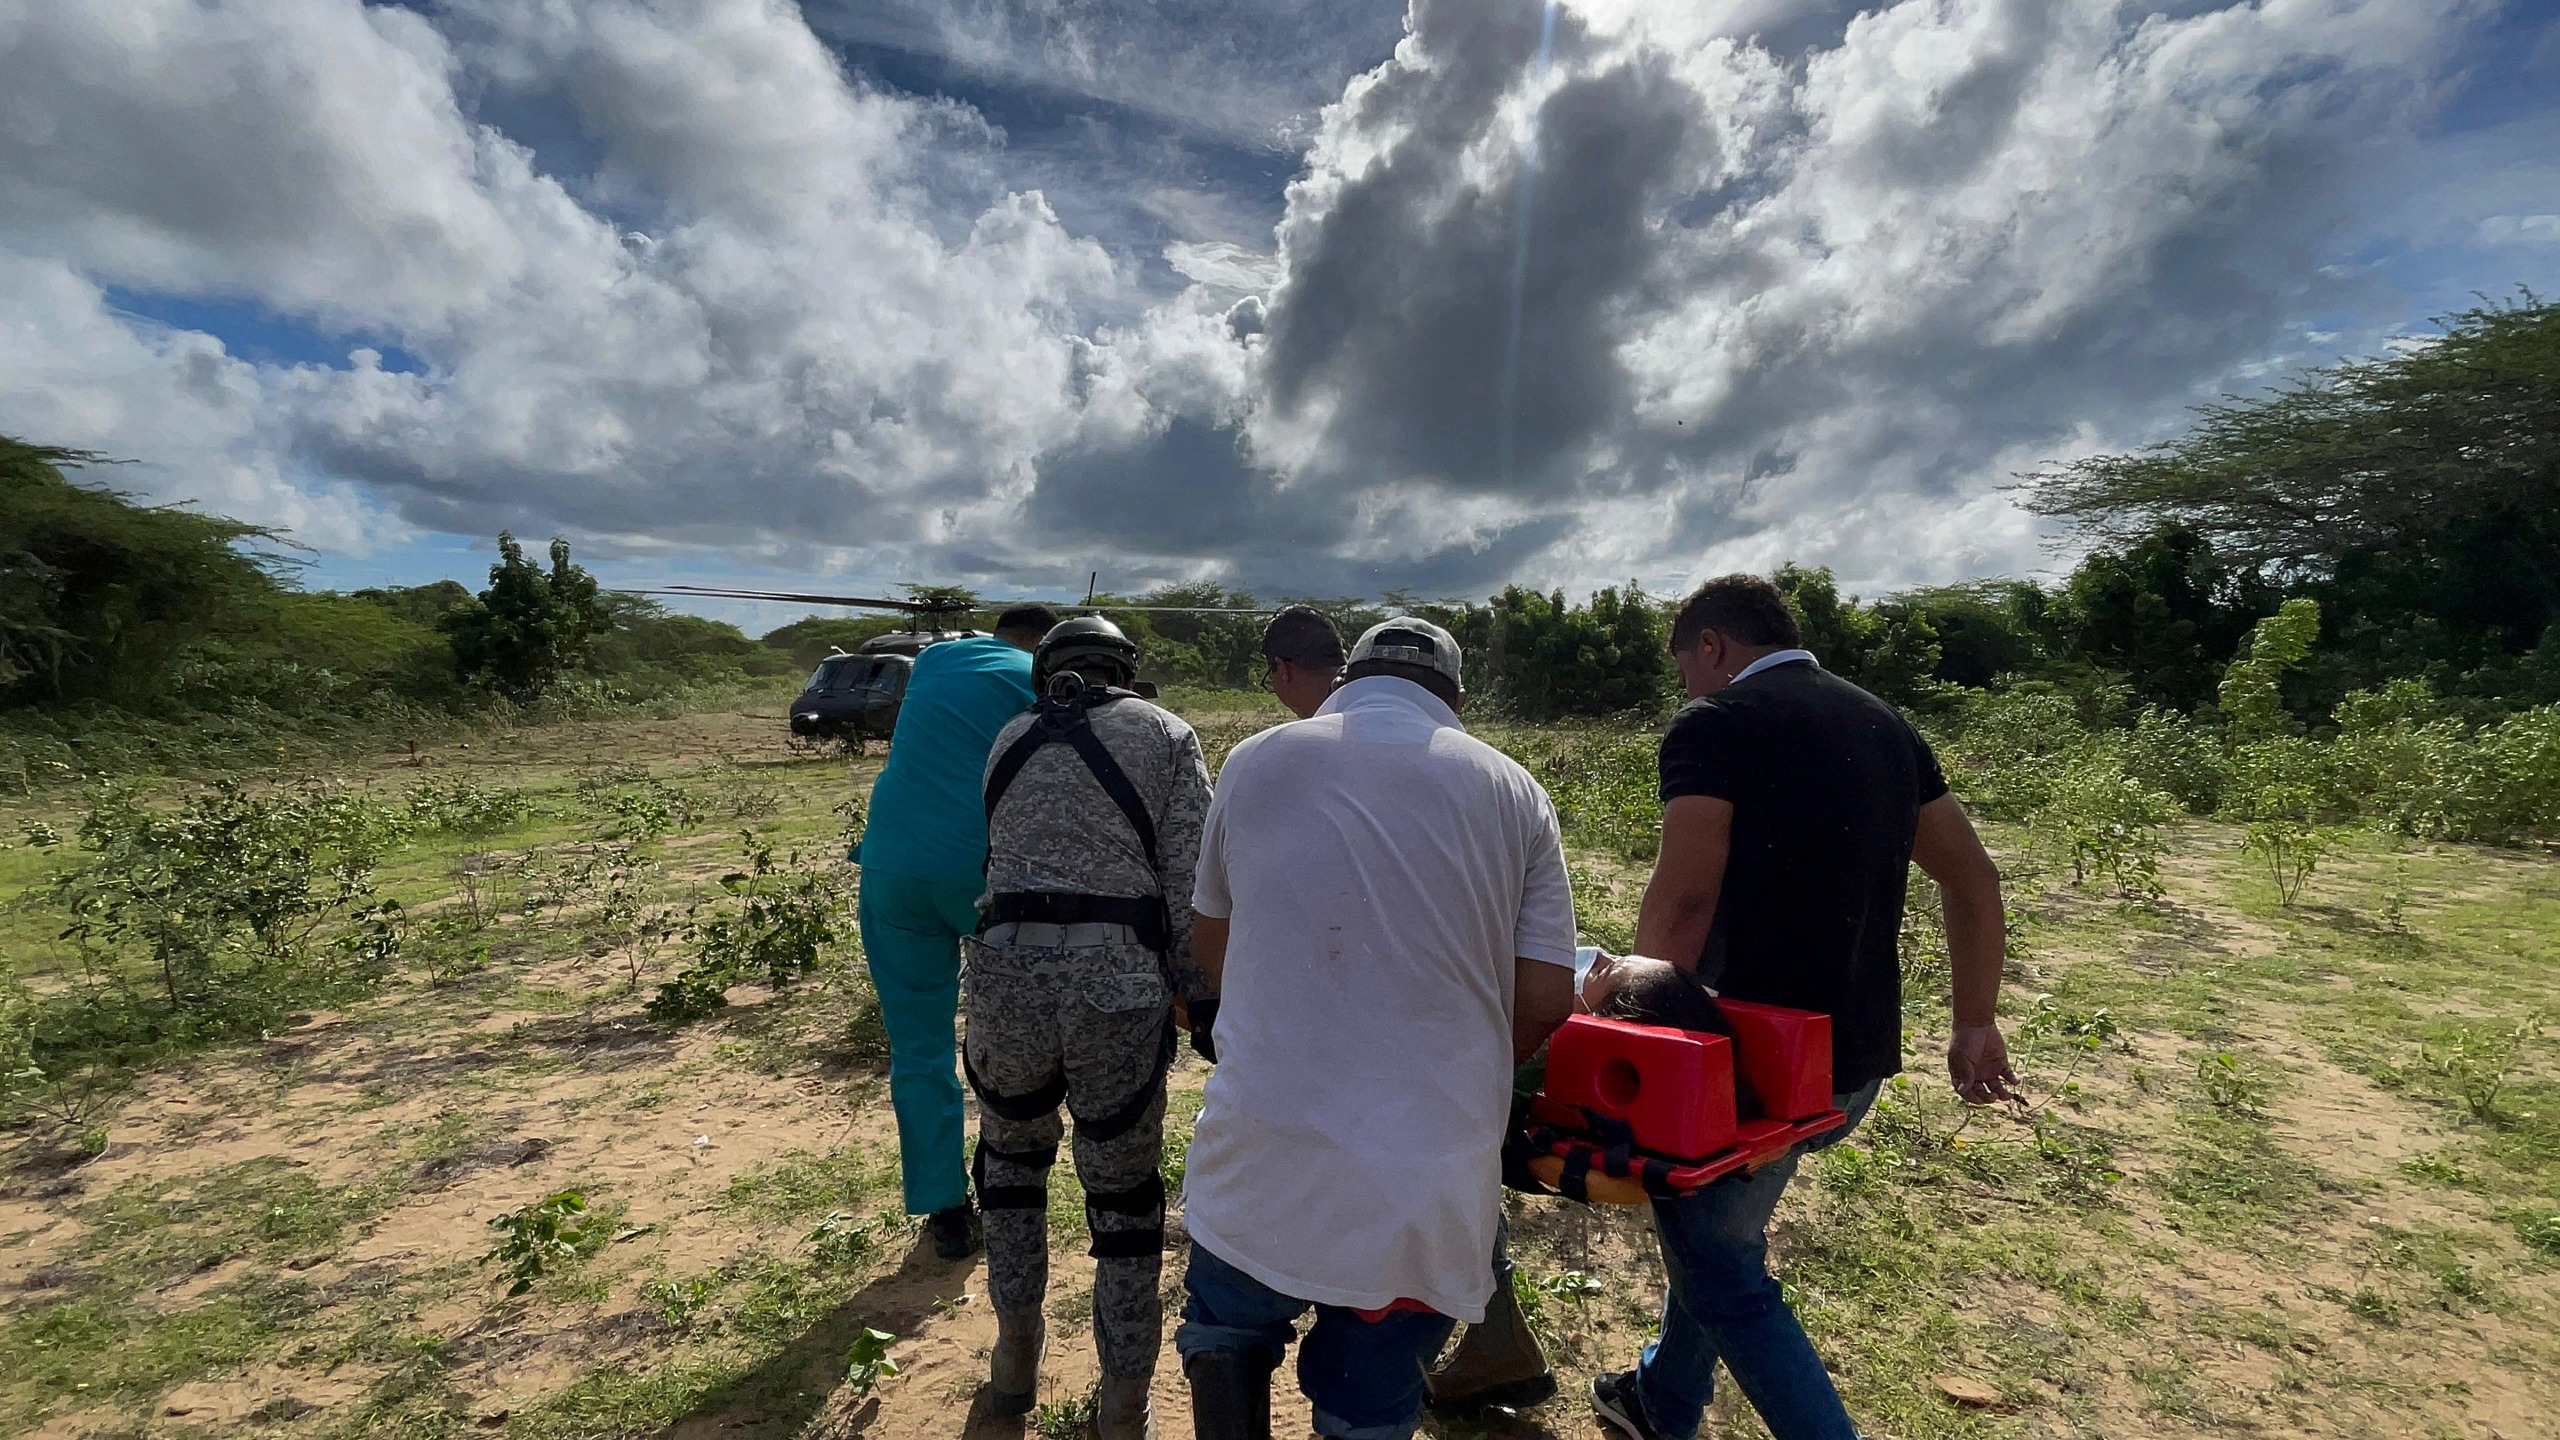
964, 616, 1213, 1440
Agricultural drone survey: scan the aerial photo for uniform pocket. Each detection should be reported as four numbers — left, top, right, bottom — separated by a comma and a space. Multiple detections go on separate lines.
960, 935, 1018, 985
1083, 969, 1167, 1015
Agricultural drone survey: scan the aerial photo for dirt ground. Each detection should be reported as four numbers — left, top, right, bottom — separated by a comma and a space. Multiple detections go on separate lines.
2, 702, 2555, 1439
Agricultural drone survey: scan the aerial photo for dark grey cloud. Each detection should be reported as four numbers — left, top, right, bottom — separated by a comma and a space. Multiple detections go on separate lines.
1260, 1, 1699, 494
2, 0, 2554, 603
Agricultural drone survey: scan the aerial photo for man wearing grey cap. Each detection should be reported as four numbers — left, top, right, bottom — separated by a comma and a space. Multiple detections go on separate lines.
1175, 618, 1580, 1440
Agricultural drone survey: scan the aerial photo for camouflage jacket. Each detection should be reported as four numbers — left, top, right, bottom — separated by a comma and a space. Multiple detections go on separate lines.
981, 694, 1214, 1000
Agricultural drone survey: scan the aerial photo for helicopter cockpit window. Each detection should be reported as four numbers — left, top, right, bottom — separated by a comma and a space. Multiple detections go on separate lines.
810, 657, 866, 693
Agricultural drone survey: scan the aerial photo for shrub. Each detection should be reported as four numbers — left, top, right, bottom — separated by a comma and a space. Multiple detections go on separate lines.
2120, 706, 2225, 813
648, 834, 847, 1024
484, 1190, 608, 1296
42, 780, 406, 1041
2475, 703, 2560, 840
842, 1327, 902, 1400
2032, 755, 2173, 899
1484, 585, 1672, 720
1922, 687, 2090, 818
2219, 599, 2322, 744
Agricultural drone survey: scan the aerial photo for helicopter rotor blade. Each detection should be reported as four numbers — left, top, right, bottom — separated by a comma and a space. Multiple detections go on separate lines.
648, 586, 936, 612
649, 586, 1281, 618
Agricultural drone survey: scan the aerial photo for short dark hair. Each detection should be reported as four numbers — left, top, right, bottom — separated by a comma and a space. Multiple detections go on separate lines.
1670, 575, 1802, 652
1261, 606, 1345, 666
1596, 963, 1731, 1037
1341, 658, 1460, 708
994, 604, 1059, 635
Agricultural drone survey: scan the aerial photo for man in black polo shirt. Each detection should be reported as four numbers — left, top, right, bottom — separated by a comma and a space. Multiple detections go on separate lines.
1588, 574, 2015, 1440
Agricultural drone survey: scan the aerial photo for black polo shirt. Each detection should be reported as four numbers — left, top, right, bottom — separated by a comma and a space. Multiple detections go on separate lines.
1656, 659, 1947, 1090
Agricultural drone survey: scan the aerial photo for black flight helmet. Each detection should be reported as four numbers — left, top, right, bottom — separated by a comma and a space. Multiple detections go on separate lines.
1034, 615, 1141, 691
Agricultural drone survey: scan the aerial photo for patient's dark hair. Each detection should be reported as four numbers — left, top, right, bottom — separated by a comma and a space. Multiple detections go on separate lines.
1597, 964, 1761, 1116
1596, 964, 1732, 1037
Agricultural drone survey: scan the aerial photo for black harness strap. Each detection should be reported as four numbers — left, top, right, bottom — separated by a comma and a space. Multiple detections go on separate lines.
1084, 1172, 1168, 1259
984, 687, 1156, 867
972, 1139, 1052, 1212
982, 684, 1175, 955
1089, 1228, 1164, 1260
1558, 1147, 1596, 1204
964, 1049, 1068, 1122
983, 892, 1168, 952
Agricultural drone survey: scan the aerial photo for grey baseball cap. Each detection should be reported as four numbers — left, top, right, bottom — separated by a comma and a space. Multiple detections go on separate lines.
1346, 616, 1464, 691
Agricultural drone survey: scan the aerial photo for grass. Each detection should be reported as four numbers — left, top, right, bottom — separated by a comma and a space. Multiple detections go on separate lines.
2, 698, 2556, 1438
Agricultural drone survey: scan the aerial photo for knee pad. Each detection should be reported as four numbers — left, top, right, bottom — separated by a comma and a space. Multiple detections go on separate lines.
972, 1137, 1058, 1211
1083, 1171, 1165, 1259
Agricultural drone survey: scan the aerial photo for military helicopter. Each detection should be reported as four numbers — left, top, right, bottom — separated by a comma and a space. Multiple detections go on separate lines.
656, 581, 1271, 744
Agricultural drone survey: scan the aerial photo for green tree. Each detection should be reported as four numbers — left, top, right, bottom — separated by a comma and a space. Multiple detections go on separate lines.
2056, 528, 2277, 712
2219, 598, 2322, 743
1485, 585, 1669, 718
2028, 295, 2560, 707
1, 437, 283, 708
1894, 580, 2056, 690
439, 533, 611, 701
1771, 565, 1940, 706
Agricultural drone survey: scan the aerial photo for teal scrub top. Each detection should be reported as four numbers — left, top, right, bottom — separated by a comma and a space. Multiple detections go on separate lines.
856, 635, 1036, 881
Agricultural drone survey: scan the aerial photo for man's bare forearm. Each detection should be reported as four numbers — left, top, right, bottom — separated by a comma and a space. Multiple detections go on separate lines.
1192, 914, 1229, 990
1944, 880, 2005, 1026
1637, 795, 1733, 971
1513, 956, 1575, 1065
1913, 794, 2005, 1026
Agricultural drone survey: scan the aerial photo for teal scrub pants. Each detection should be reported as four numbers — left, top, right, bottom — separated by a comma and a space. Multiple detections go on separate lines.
856, 868, 986, 1215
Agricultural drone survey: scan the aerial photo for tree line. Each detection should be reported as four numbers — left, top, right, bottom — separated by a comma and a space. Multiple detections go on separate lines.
3, 294, 2552, 767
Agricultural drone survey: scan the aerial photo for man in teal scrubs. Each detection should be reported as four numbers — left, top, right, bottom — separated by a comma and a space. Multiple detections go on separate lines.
857, 605, 1054, 1258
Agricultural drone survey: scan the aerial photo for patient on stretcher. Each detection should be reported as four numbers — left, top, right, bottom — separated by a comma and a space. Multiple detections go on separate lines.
1509, 952, 1843, 1202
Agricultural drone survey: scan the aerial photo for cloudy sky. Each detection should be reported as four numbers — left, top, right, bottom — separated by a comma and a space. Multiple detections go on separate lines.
4, 0, 2556, 620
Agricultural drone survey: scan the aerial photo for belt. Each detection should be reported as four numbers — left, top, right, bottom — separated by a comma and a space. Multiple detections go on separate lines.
982, 891, 1167, 953
979, 921, 1140, 948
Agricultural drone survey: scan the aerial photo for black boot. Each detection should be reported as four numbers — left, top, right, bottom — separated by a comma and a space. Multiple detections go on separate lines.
927, 1201, 982, 1260
1184, 1349, 1272, 1440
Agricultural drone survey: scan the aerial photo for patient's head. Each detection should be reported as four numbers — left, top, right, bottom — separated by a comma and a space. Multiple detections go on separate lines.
1585, 954, 1729, 1035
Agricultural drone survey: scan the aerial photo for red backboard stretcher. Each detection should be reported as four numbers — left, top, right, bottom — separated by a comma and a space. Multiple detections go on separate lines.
1522, 1004, 1848, 1204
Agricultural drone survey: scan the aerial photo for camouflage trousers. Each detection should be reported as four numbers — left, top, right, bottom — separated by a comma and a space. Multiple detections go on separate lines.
962, 928, 1172, 1381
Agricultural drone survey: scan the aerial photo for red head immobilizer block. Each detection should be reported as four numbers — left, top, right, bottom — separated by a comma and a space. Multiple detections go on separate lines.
1715, 1000, 1833, 1121
1542, 1015, 1737, 1161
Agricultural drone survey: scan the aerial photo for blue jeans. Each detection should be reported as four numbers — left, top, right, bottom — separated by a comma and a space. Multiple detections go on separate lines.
1177, 1242, 1459, 1440
855, 868, 987, 1215
1635, 1080, 1883, 1440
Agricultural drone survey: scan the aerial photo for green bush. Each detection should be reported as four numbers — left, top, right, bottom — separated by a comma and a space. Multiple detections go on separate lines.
2120, 706, 2224, 813
40, 780, 407, 1041
1484, 585, 1671, 720
1922, 687, 2091, 818
485, 1190, 608, 1296
2033, 756, 2173, 899
647, 834, 848, 1024
2325, 680, 2483, 837
2475, 703, 2560, 840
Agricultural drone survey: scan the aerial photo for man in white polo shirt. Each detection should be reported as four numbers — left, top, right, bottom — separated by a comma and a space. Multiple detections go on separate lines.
1176, 618, 1580, 1440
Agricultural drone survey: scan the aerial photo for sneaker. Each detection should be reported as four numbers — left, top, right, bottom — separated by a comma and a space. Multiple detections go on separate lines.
1590, 1370, 1665, 1440
927, 1201, 982, 1260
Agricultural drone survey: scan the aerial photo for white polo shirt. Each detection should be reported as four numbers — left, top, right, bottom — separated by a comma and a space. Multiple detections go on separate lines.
1182, 677, 1578, 1322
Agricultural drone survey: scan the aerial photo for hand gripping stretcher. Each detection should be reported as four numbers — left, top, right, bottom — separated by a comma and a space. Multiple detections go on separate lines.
1507, 1001, 1847, 1204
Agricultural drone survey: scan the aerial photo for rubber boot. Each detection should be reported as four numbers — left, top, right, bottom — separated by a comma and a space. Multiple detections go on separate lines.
1095, 1371, 1155, 1440
987, 1308, 1043, 1417
1425, 1277, 1555, 1415
1184, 1349, 1272, 1440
